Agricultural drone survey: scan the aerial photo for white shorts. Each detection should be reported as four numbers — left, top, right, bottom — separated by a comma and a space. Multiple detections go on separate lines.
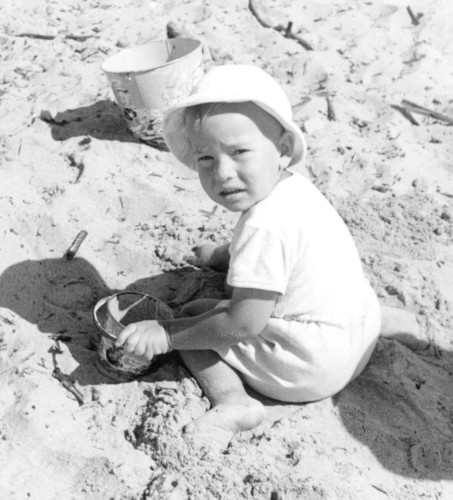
216, 284, 381, 403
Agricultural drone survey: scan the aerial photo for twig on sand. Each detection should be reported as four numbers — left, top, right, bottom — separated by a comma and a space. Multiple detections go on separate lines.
66, 34, 96, 42
200, 209, 215, 218
248, 0, 279, 29
12, 32, 97, 42
67, 153, 85, 183
53, 367, 85, 405
0, 314, 15, 325
200, 206, 218, 218
406, 6, 422, 26
248, 0, 313, 51
65, 230, 88, 260
391, 104, 419, 125
284, 30, 314, 51
49, 343, 85, 405
306, 164, 316, 180
438, 191, 453, 199
13, 32, 56, 40
285, 21, 293, 37
401, 99, 453, 125
392, 99, 453, 126
326, 96, 336, 121
371, 484, 389, 496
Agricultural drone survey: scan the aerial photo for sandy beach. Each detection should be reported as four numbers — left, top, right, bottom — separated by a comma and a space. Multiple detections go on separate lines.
1, 0, 453, 498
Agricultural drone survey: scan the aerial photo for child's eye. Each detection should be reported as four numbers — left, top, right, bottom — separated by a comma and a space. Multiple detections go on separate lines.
233, 149, 249, 156
197, 155, 214, 167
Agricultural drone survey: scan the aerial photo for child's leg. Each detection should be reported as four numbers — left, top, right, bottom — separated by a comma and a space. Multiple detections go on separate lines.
179, 349, 265, 448
178, 298, 264, 447
380, 305, 429, 350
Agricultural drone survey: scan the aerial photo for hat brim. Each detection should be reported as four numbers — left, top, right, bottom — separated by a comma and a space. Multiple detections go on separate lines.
162, 95, 307, 171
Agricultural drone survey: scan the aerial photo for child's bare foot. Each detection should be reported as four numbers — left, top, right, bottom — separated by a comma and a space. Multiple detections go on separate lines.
183, 396, 265, 451
380, 305, 429, 350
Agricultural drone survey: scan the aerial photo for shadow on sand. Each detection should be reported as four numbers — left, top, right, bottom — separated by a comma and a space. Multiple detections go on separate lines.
43, 100, 140, 144
0, 256, 226, 386
333, 337, 453, 481
1, 256, 452, 481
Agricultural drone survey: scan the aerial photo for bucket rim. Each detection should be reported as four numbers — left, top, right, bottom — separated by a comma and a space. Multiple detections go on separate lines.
93, 291, 168, 342
101, 37, 202, 75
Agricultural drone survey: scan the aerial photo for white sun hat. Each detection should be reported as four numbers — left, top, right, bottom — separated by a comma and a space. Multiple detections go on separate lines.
162, 64, 307, 170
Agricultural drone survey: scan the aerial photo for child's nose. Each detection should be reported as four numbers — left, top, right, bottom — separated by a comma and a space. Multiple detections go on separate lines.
214, 155, 236, 182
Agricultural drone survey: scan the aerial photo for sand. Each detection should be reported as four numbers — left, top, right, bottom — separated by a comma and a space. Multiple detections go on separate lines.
1, 0, 453, 498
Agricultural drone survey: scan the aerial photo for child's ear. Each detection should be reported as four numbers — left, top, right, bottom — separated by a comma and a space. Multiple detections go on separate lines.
278, 131, 295, 170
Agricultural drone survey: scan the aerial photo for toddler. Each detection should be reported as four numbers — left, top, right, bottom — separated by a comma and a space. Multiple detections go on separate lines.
116, 65, 419, 448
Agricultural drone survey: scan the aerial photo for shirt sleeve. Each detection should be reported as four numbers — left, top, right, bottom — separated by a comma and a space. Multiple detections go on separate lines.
227, 223, 292, 294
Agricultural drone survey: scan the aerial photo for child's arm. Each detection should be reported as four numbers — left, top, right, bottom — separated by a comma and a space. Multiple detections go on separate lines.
168, 287, 277, 349
115, 287, 278, 359
190, 242, 231, 271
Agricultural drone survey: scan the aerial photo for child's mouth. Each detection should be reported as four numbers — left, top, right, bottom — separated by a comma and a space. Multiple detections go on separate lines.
220, 189, 244, 197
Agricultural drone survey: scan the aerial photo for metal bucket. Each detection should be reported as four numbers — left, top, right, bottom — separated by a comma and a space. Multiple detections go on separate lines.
101, 38, 204, 149
93, 291, 174, 380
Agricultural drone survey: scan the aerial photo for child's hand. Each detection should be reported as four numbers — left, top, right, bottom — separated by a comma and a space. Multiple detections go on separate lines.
115, 320, 171, 361
186, 243, 217, 268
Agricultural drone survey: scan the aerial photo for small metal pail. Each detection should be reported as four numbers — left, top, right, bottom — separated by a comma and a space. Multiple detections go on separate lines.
93, 291, 174, 380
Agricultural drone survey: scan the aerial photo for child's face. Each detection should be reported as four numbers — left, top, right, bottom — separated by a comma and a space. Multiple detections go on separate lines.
188, 102, 289, 212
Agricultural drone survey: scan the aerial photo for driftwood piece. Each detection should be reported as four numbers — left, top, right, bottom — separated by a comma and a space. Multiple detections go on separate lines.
326, 97, 336, 121
392, 99, 453, 126
285, 21, 293, 37
49, 343, 84, 405
14, 32, 56, 40
67, 153, 85, 183
65, 230, 88, 260
406, 6, 421, 26
401, 100, 453, 125
13, 32, 97, 42
391, 104, 419, 125
248, 0, 313, 51
53, 367, 85, 405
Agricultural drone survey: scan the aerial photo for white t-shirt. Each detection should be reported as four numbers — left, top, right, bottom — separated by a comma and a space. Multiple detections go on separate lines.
218, 173, 380, 402
227, 173, 367, 327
